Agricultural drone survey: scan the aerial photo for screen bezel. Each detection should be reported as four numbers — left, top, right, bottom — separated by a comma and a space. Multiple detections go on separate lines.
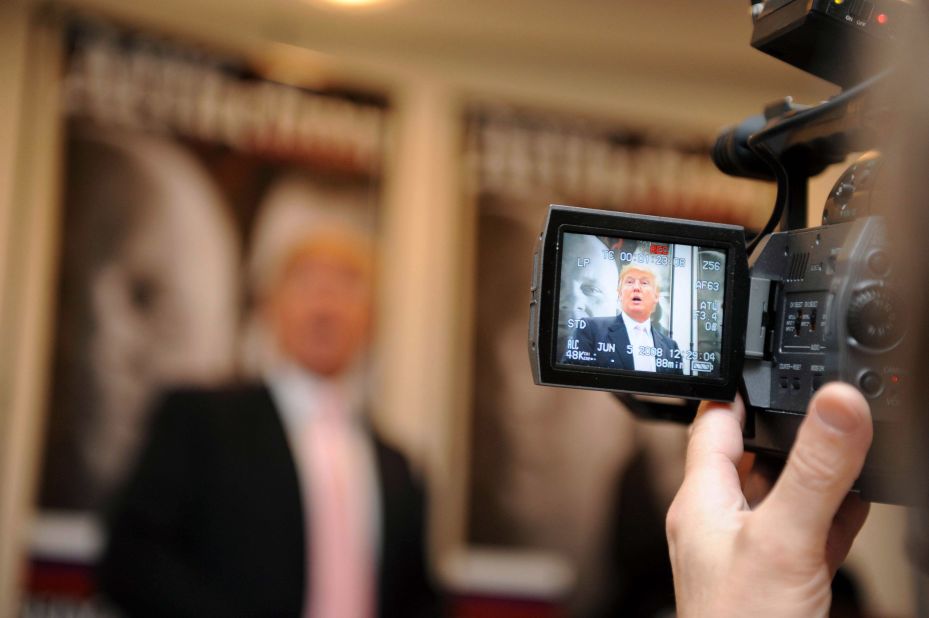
534, 205, 749, 401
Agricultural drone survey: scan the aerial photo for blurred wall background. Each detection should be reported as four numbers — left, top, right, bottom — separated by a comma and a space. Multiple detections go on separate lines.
0, 0, 916, 616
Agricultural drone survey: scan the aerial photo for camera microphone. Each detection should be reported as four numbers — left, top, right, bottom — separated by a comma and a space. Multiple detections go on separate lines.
711, 114, 774, 181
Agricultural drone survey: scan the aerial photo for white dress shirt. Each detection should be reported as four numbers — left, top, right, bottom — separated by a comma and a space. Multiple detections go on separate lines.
620, 311, 657, 372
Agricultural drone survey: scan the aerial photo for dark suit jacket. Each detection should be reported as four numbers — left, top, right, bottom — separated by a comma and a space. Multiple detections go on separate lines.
571, 315, 683, 374
98, 383, 437, 618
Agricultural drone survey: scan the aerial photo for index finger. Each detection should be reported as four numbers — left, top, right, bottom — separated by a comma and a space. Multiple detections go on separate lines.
684, 396, 746, 490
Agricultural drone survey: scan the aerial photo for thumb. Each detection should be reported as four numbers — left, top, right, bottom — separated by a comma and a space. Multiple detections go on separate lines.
753, 382, 873, 548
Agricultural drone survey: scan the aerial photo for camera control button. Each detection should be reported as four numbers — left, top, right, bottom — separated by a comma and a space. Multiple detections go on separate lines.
531, 251, 541, 292
812, 374, 824, 391
867, 249, 890, 277
859, 371, 884, 398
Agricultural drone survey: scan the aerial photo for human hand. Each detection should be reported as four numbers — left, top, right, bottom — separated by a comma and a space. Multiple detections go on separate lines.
666, 383, 873, 618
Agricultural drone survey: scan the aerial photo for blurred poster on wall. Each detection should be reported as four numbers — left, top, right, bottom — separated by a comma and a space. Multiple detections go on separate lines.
27, 18, 386, 615
463, 105, 773, 616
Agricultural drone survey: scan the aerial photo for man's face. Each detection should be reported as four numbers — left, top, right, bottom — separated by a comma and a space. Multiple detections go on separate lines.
619, 268, 658, 323
559, 234, 619, 328
267, 246, 373, 378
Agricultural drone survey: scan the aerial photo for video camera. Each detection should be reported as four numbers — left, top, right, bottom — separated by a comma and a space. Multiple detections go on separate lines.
529, 0, 915, 503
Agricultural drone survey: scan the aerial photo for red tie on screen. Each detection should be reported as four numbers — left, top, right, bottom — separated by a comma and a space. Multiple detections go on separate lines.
302, 387, 374, 618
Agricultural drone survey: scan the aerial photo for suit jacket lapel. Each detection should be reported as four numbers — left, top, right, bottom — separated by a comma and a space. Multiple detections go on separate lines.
607, 317, 635, 370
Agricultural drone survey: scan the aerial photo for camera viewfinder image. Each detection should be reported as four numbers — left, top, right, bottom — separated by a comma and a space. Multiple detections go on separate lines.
557, 232, 726, 377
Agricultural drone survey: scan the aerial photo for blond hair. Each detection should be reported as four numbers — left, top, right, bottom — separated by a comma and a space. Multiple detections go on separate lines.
618, 263, 660, 292
268, 224, 375, 296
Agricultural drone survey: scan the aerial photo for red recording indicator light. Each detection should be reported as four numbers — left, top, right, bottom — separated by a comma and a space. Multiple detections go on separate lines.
877, 12, 888, 24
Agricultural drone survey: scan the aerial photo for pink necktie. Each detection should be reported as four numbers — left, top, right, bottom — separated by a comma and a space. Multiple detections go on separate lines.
302, 387, 375, 618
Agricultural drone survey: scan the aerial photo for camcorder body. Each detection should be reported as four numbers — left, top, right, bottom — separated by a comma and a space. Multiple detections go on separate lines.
529, 0, 917, 503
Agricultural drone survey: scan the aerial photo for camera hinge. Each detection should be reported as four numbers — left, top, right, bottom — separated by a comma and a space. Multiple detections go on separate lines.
745, 276, 773, 359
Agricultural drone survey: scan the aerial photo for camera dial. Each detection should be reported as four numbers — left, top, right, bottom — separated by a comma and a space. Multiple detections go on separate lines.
846, 285, 905, 350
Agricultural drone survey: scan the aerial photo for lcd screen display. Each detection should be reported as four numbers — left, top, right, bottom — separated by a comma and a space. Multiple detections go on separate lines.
556, 232, 726, 378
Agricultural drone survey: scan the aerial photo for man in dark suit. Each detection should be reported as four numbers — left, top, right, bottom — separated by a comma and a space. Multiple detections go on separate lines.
569, 264, 683, 375
99, 226, 437, 618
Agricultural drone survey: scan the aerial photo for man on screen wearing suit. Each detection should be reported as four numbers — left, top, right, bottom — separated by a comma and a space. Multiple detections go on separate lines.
570, 263, 683, 375
99, 226, 437, 618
